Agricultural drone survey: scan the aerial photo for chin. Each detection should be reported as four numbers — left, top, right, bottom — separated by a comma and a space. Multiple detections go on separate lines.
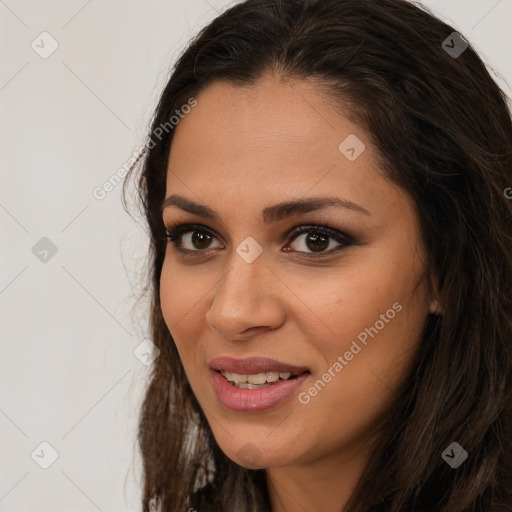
214, 432, 298, 470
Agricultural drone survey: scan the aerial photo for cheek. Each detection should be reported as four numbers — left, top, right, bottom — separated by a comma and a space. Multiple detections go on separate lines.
159, 261, 205, 363
295, 303, 426, 458
298, 251, 428, 403
316, 240, 427, 340
290, 263, 403, 352
160, 257, 205, 328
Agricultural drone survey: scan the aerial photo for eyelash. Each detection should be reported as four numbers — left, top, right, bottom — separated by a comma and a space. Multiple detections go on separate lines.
163, 222, 356, 259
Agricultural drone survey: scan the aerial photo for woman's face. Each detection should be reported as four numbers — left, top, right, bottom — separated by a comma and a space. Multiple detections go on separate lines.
160, 75, 434, 471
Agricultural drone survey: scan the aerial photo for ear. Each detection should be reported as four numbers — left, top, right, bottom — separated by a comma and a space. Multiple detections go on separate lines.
429, 298, 442, 315
428, 268, 443, 315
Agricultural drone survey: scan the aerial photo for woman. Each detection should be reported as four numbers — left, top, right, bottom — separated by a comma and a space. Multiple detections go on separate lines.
123, 0, 512, 510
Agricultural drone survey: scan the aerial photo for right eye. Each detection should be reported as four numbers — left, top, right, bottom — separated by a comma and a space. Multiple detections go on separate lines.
165, 223, 225, 255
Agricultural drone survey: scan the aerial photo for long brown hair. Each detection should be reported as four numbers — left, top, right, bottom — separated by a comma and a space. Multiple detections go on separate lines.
123, 0, 512, 510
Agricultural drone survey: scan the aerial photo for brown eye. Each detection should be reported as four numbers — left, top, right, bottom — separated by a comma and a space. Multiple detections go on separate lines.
286, 225, 353, 256
288, 231, 339, 253
189, 231, 214, 250
301, 232, 330, 252
165, 224, 224, 253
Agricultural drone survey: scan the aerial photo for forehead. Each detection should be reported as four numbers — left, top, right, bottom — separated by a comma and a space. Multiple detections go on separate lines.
170, 78, 369, 175
169, 76, 357, 158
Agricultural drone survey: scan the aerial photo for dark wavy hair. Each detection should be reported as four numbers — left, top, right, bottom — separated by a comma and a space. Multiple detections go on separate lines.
122, 0, 512, 510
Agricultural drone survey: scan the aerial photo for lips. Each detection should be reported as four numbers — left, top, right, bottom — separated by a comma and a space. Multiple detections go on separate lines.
209, 356, 310, 375
208, 356, 311, 412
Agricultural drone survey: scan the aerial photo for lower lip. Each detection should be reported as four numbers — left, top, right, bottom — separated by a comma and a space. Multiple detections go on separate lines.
210, 369, 310, 413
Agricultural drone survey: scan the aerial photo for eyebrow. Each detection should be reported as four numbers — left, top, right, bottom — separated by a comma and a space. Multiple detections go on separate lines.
161, 194, 370, 223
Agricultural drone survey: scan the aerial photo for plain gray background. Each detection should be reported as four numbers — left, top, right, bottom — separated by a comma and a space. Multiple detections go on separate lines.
1, 0, 511, 510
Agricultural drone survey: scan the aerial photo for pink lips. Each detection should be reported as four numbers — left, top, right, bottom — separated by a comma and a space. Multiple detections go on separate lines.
209, 356, 311, 413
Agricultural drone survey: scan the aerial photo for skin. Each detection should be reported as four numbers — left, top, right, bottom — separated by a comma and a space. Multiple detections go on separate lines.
160, 73, 438, 512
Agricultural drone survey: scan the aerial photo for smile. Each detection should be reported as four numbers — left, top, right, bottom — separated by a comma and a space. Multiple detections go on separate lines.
209, 356, 311, 412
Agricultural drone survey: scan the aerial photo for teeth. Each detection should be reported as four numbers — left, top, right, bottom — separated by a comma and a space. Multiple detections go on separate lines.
231, 373, 248, 384
236, 382, 269, 389
247, 373, 267, 384
220, 370, 296, 385
266, 371, 280, 383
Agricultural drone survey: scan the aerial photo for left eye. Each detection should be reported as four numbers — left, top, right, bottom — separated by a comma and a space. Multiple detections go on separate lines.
284, 225, 353, 256
287, 230, 342, 254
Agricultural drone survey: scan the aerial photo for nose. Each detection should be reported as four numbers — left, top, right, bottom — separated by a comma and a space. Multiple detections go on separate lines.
205, 251, 286, 342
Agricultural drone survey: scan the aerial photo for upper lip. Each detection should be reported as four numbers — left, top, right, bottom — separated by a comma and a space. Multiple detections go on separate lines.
209, 356, 310, 375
